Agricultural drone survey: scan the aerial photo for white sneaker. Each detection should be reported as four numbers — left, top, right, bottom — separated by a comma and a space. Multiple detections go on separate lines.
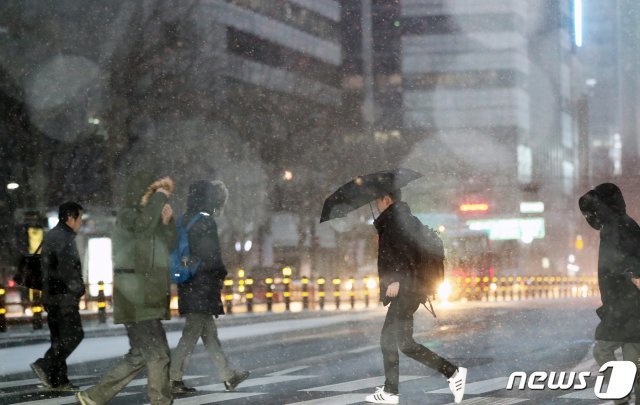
447, 367, 467, 403
365, 386, 399, 404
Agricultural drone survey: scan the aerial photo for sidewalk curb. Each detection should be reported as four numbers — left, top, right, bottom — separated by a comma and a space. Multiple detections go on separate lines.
0, 307, 385, 348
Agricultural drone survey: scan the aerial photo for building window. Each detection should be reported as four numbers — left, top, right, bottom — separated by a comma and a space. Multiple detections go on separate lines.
403, 13, 525, 35
404, 70, 526, 90
227, 27, 339, 85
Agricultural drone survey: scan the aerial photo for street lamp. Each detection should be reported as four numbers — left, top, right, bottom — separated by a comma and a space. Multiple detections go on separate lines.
6, 182, 18, 190
283, 170, 293, 181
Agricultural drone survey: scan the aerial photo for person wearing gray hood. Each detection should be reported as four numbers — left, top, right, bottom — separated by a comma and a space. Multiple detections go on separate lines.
170, 180, 249, 395
579, 183, 640, 404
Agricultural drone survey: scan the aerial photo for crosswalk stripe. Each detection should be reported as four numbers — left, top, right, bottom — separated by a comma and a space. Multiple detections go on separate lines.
440, 397, 528, 405
171, 392, 264, 404
305, 375, 424, 392
287, 393, 366, 405
0, 375, 93, 390
11, 392, 136, 405
3, 375, 205, 403
559, 389, 598, 400
124, 374, 206, 388
346, 344, 378, 354
428, 377, 508, 395
197, 374, 317, 391
268, 366, 310, 376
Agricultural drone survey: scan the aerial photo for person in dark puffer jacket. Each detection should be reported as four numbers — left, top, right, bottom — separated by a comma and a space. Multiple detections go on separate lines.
579, 183, 640, 404
170, 180, 249, 395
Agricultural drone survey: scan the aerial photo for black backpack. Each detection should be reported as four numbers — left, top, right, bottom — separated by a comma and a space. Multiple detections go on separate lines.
410, 219, 445, 316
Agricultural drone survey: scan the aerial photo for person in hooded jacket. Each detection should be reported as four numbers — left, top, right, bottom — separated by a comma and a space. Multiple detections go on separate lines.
366, 188, 466, 405
579, 183, 640, 404
77, 172, 176, 405
170, 180, 250, 395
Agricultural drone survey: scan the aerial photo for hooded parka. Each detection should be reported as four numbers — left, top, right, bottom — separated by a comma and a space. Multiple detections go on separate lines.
112, 171, 177, 324
579, 183, 640, 342
374, 201, 423, 306
177, 181, 228, 316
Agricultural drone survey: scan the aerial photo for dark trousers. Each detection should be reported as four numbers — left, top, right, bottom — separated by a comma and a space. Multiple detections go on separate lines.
85, 319, 171, 405
381, 297, 456, 394
37, 304, 84, 386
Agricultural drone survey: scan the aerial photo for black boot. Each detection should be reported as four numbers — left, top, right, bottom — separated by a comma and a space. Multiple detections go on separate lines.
171, 380, 196, 394
224, 371, 250, 391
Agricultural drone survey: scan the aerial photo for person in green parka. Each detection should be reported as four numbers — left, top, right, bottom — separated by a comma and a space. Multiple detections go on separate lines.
77, 172, 177, 405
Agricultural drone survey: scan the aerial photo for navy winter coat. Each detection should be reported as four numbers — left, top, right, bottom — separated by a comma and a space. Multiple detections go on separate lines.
177, 182, 228, 317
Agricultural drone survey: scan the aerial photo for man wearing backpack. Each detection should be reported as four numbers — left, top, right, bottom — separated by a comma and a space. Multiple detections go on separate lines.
77, 172, 176, 405
365, 188, 466, 404
170, 180, 249, 394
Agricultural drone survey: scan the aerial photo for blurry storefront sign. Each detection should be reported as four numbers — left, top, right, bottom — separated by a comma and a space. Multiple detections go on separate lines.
466, 217, 545, 241
519, 201, 544, 214
87, 237, 113, 296
459, 203, 489, 213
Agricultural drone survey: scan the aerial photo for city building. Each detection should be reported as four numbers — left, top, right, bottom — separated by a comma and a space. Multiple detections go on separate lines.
338, 0, 583, 275
0, 1, 346, 279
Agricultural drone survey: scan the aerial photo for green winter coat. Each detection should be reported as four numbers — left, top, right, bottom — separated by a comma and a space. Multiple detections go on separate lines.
112, 172, 177, 324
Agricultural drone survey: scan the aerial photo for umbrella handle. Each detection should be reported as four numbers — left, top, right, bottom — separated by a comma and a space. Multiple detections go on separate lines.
369, 201, 377, 221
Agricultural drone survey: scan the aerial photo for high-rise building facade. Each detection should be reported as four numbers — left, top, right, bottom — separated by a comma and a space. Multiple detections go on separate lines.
398, 0, 580, 274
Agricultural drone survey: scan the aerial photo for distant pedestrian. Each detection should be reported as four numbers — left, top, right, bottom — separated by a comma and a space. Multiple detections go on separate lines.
579, 183, 640, 404
170, 180, 249, 395
77, 173, 176, 405
366, 188, 466, 404
31, 201, 85, 392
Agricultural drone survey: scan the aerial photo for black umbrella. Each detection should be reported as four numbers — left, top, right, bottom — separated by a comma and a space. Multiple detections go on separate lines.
320, 168, 423, 223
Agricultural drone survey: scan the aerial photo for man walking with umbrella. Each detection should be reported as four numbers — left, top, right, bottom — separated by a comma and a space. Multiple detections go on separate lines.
321, 169, 466, 404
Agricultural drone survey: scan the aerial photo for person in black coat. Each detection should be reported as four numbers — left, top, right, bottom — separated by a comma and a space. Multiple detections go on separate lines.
31, 201, 85, 391
365, 188, 466, 405
579, 183, 640, 403
170, 180, 249, 394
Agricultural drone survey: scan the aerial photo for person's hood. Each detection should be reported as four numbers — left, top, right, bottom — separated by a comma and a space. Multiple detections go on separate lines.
186, 180, 228, 215
374, 201, 412, 232
579, 190, 602, 230
124, 171, 156, 208
594, 183, 626, 216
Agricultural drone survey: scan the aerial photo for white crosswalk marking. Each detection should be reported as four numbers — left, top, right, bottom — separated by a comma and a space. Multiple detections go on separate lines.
441, 397, 528, 405
559, 389, 598, 400
171, 391, 265, 404
197, 374, 317, 391
305, 375, 424, 392
3, 375, 203, 403
346, 344, 378, 354
125, 374, 206, 388
428, 376, 508, 395
0, 375, 93, 390
0, 379, 49, 390
287, 393, 367, 405
11, 392, 136, 405
268, 366, 310, 376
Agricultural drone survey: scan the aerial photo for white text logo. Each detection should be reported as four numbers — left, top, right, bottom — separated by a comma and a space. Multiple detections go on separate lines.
506, 361, 637, 400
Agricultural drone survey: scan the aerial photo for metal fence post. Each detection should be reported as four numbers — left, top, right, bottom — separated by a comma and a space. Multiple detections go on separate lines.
0, 285, 6, 332
317, 277, 325, 310
97, 281, 107, 323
